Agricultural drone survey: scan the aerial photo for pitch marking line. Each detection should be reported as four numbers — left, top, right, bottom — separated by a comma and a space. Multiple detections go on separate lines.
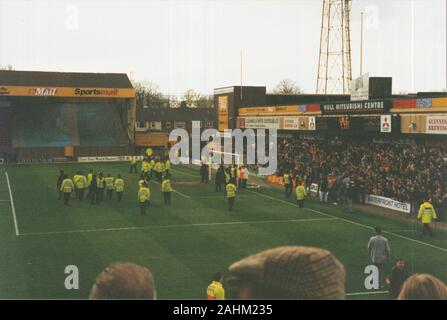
149, 180, 192, 199
19, 217, 337, 237
246, 189, 447, 253
192, 194, 258, 199
346, 290, 388, 296
5, 172, 20, 236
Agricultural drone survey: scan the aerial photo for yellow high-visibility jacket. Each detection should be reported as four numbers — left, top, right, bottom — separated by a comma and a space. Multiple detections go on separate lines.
114, 179, 125, 192
226, 183, 237, 198
296, 185, 307, 200
60, 178, 74, 193
105, 177, 114, 190
418, 202, 437, 224
75, 175, 88, 189
161, 179, 173, 192
138, 187, 150, 202
87, 173, 93, 186
207, 281, 225, 300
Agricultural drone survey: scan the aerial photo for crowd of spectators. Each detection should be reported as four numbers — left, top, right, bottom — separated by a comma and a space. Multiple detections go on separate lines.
276, 136, 447, 218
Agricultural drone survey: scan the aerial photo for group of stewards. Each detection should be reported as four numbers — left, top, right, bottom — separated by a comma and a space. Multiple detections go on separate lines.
57, 169, 125, 206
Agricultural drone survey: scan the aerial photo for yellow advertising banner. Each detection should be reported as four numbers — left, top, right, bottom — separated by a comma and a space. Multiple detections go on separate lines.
0, 86, 135, 98
432, 97, 447, 108
218, 95, 229, 131
239, 105, 302, 116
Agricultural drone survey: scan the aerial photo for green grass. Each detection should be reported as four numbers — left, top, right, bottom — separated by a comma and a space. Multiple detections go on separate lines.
0, 162, 446, 299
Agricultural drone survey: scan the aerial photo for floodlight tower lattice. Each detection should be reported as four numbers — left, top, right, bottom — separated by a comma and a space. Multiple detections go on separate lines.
316, 0, 353, 94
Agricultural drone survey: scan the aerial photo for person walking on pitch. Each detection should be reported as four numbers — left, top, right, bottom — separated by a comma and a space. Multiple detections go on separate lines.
417, 197, 437, 237
226, 179, 237, 211
60, 175, 74, 206
296, 181, 307, 208
138, 182, 151, 215
161, 175, 172, 205
105, 174, 114, 200
75, 172, 88, 202
129, 156, 138, 174
114, 174, 125, 202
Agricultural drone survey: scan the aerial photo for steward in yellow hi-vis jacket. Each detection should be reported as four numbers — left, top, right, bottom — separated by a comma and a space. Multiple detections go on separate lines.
226, 179, 237, 211
154, 160, 163, 182
114, 174, 125, 203
97, 173, 105, 202
105, 174, 114, 201
60, 176, 74, 206
138, 183, 151, 215
161, 176, 173, 205
73, 172, 81, 199
283, 171, 292, 198
129, 156, 138, 174
165, 159, 171, 173
418, 198, 437, 237
207, 273, 225, 300
87, 169, 94, 199
296, 182, 307, 209
75, 173, 88, 202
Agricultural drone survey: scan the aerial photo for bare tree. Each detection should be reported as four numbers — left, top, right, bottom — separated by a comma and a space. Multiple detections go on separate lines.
182, 89, 201, 107
135, 82, 167, 108
272, 79, 302, 94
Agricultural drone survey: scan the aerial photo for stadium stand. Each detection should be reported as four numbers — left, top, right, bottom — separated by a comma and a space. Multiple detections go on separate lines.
0, 106, 13, 148
77, 103, 131, 147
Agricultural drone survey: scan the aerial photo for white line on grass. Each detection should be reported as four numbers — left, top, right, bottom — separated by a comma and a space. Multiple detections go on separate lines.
246, 189, 447, 253
20, 217, 337, 237
149, 180, 192, 199
346, 290, 388, 296
5, 172, 20, 236
192, 194, 258, 199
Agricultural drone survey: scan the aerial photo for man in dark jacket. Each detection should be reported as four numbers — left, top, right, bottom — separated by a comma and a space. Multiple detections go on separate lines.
346, 178, 357, 213
386, 259, 410, 299
200, 162, 209, 184
57, 170, 65, 200
215, 164, 225, 192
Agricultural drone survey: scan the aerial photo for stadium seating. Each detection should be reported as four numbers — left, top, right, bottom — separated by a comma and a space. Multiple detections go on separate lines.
12, 102, 130, 148
0, 107, 13, 147
76, 103, 130, 146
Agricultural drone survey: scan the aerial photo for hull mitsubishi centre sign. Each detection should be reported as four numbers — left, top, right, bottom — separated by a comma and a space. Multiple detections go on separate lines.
321, 100, 391, 115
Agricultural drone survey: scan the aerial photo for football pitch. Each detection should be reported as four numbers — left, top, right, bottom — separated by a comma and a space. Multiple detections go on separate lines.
0, 162, 446, 299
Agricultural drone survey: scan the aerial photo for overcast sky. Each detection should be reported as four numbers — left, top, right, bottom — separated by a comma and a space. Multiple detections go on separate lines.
0, 0, 445, 96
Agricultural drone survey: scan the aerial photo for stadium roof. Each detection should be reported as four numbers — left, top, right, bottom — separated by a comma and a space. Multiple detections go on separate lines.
0, 70, 134, 88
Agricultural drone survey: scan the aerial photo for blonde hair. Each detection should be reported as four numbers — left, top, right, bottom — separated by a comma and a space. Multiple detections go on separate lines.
398, 274, 447, 300
90, 262, 156, 299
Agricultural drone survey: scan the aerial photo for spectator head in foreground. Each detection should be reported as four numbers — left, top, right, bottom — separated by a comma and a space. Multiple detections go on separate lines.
89, 262, 156, 299
398, 274, 447, 300
227, 246, 345, 299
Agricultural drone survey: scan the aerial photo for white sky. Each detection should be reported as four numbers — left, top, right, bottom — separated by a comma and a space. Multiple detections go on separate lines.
0, 0, 445, 96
